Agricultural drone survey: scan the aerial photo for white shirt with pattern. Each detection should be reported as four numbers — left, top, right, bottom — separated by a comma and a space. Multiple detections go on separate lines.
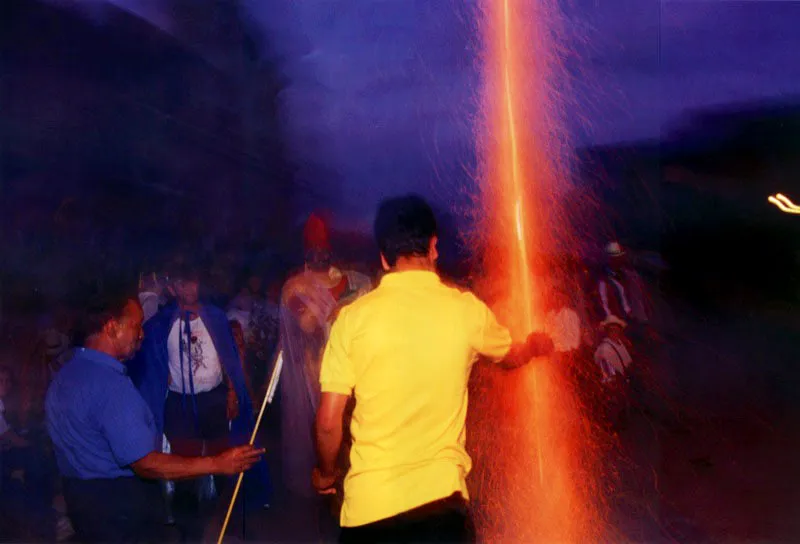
167, 316, 223, 394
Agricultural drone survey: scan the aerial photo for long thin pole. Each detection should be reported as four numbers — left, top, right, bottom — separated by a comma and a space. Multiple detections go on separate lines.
217, 351, 284, 544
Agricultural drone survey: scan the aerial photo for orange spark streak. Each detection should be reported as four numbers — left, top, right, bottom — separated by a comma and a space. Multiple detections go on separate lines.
769, 193, 800, 214
467, 0, 607, 541
502, 0, 544, 487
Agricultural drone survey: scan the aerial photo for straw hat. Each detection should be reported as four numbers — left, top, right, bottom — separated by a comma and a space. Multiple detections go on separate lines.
599, 315, 627, 330
605, 241, 626, 257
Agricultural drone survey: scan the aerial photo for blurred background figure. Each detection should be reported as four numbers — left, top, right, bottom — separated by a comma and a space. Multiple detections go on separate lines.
595, 241, 654, 345
129, 259, 270, 541
544, 283, 594, 400
594, 316, 633, 385
229, 319, 255, 403
278, 212, 371, 538
545, 285, 582, 357
594, 316, 634, 430
19, 327, 73, 432
138, 271, 169, 323
14, 324, 73, 523
0, 362, 62, 541
249, 279, 282, 400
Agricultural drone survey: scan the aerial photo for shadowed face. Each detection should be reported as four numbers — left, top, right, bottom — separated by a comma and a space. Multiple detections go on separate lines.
287, 294, 322, 334
609, 254, 626, 272
111, 300, 145, 361
606, 323, 624, 342
174, 278, 200, 307
247, 275, 263, 294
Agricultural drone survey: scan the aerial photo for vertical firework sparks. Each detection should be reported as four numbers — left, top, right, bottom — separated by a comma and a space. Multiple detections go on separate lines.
500, 0, 545, 487
468, 0, 607, 541
501, 0, 533, 331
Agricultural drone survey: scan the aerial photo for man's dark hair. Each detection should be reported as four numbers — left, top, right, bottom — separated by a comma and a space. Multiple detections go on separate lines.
78, 281, 138, 341
167, 259, 202, 283
374, 195, 438, 267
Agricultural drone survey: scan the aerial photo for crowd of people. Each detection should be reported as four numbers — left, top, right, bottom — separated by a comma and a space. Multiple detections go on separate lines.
0, 194, 665, 543
543, 239, 664, 432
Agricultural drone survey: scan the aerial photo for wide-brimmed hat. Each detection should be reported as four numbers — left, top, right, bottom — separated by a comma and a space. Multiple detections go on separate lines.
599, 315, 627, 330
605, 241, 626, 257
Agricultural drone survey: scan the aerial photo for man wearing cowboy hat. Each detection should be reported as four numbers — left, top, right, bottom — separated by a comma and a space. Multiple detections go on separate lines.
593, 316, 635, 430
594, 316, 632, 383
596, 241, 655, 341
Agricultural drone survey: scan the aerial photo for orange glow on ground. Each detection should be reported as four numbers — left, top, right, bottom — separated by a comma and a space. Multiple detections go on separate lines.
467, 0, 608, 541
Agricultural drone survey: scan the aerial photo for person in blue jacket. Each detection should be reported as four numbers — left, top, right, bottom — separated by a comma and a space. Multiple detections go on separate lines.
128, 260, 271, 541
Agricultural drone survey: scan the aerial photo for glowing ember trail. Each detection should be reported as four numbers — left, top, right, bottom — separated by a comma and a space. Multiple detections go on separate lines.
501, 0, 545, 487
768, 193, 800, 214
467, 0, 607, 541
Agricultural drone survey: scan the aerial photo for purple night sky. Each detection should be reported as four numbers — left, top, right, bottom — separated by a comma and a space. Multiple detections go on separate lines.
48, 0, 800, 221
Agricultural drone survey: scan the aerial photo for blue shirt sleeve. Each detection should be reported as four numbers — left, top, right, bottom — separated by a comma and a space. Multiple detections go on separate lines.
98, 380, 158, 468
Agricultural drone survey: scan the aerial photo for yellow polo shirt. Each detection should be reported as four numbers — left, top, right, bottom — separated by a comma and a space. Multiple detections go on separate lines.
319, 270, 513, 527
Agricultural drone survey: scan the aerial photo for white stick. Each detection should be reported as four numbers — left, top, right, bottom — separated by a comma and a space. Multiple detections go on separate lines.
264, 351, 284, 405
217, 351, 284, 544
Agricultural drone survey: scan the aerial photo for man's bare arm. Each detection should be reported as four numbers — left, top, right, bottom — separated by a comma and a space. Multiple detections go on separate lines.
496, 332, 555, 369
130, 445, 264, 480
315, 392, 350, 477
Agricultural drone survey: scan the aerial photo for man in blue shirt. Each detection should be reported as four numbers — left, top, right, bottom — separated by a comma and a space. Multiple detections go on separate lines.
46, 289, 263, 543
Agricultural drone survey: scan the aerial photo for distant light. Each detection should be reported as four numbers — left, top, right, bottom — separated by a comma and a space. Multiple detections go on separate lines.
767, 193, 800, 215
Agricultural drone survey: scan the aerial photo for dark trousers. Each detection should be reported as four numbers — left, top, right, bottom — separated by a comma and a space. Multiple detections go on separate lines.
339, 493, 474, 544
63, 477, 163, 543
164, 384, 230, 542
164, 384, 230, 456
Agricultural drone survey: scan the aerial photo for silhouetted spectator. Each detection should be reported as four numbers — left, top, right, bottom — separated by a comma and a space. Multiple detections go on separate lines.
138, 271, 168, 323
596, 241, 654, 345
1, 363, 61, 541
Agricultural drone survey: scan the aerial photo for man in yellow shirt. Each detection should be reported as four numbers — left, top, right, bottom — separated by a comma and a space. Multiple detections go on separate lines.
313, 195, 553, 543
